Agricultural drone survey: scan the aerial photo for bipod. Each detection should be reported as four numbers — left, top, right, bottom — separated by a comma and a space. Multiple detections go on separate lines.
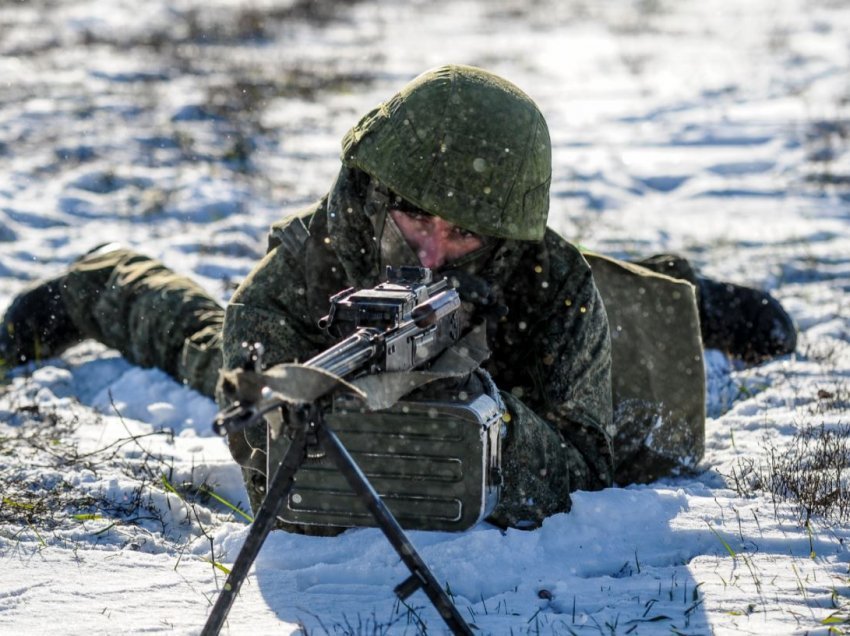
202, 403, 473, 636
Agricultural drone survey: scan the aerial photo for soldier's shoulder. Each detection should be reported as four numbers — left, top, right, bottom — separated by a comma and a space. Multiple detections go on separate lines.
266, 197, 327, 255
542, 227, 594, 280
498, 227, 597, 321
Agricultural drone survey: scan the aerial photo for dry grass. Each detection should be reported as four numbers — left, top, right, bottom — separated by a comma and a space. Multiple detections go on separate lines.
729, 421, 850, 525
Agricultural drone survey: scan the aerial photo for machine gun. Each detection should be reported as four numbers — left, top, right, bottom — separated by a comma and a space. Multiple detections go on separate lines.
202, 267, 478, 636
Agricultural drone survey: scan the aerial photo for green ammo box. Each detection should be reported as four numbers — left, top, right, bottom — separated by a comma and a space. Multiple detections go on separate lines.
267, 393, 504, 532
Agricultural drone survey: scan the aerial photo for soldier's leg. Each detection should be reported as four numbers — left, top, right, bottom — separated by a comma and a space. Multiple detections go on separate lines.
634, 253, 797, 364
585, 253, 706, 485
1, 246, 224, 398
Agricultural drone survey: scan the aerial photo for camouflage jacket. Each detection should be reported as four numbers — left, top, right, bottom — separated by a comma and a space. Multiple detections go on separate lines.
222, 173, 614, 528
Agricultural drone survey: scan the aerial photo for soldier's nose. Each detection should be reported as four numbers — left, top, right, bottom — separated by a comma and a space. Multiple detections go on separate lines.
416, 236, 448, 269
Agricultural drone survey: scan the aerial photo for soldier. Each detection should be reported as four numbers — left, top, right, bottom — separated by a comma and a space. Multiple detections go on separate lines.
0, 65, 796, 529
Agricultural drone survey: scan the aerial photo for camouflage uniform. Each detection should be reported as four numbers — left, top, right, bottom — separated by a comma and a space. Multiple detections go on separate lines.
51, 178, 703, 530
2, 65, 710, 531
220, 185, 617, 527
60, 247, 224, 398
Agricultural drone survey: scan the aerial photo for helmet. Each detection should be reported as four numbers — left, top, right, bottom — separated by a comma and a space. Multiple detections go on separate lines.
341, 65, 551, 241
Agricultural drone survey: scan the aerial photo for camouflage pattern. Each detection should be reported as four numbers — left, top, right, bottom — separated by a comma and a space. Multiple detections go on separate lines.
60, 247, 224, 398
223, 166, 615, 529
1, 64, 707, 531
26, 169, 706, 531
341, 65, 551, 241
1, 212, 707, 532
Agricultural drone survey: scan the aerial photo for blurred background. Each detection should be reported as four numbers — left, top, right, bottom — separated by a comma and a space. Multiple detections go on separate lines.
1, 0, 848, 313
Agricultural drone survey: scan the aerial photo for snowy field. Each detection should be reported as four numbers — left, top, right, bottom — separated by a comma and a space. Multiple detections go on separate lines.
1, 0, 849, 634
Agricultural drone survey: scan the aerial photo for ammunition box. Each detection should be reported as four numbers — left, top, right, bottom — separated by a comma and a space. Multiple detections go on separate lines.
266, 392, 503, 531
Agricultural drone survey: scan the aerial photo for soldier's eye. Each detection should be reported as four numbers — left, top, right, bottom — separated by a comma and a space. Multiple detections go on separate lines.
400, 208, 432, 221
453, 227, 482, 241
390, 193, 433, 219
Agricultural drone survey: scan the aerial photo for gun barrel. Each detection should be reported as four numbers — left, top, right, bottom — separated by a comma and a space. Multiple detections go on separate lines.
411, 289, 461, 328
305, 329, 379, 378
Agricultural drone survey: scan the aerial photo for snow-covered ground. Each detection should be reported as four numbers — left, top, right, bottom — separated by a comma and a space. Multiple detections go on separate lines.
1, 0, 849, 633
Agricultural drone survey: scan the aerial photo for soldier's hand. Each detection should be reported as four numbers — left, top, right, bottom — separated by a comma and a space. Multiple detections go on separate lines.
441, 269, 508, 322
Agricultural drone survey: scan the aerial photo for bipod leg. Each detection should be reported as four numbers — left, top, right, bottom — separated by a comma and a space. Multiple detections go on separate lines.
201, 404, 314, 636
316, 417, 474, 636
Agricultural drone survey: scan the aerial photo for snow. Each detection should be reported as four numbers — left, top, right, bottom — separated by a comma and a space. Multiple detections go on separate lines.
1, 0, 849, 633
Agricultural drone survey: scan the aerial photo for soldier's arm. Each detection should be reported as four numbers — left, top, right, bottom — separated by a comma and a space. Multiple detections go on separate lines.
218, 235, 337, 507
222, 245, 330, 373
487, 242, 614, 529
221, 203, 337, 375
527, 262, 614, 492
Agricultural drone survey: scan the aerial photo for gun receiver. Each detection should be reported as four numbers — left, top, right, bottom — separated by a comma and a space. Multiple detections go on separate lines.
310, 266, 461, 376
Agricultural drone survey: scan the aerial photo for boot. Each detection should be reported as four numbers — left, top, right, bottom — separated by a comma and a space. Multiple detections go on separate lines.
634, 253, 797, 364
697, 277, 797, 364
0, 276, 83, 369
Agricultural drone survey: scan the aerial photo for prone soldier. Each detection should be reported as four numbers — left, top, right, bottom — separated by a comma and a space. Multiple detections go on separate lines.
0, 65, 796, 531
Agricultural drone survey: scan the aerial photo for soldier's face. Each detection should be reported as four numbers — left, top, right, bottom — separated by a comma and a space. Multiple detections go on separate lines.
389, 209, 485, 270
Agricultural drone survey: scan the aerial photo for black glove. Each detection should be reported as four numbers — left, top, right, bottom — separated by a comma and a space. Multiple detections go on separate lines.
440, 269, 509, 324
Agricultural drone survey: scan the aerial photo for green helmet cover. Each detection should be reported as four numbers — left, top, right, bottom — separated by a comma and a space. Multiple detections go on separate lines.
341, 65, 551, 241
